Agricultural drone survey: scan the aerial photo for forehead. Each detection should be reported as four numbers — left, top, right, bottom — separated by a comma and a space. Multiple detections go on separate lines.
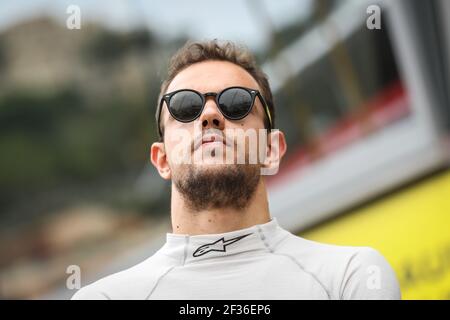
166, 60, 261, 93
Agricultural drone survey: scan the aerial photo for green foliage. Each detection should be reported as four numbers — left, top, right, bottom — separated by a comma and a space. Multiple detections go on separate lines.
83, 28, 154, 63
0, 37, 5, 71
0, 87, 153, 205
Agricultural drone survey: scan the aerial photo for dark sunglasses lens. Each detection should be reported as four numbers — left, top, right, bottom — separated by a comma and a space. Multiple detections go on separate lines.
169, 91, 203, 121
218, 88, 253, 119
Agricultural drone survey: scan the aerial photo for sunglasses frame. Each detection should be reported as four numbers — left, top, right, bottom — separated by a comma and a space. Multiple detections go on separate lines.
156, 86, 273, 138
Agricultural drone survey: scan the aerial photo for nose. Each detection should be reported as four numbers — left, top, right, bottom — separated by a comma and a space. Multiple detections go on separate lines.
199, 97, 225, 131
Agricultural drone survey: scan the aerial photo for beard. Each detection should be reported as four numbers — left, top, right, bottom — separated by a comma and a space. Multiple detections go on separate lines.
173, 163, 261, 212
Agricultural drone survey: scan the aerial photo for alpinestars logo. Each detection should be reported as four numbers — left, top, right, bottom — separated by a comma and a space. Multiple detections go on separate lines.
193, 233, 253, 257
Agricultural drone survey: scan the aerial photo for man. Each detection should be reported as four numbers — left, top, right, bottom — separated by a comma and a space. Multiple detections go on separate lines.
72, 40, 401, 300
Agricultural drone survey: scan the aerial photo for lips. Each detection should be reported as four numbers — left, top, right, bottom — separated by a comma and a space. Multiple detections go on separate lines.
202, 135, 223, 144
194, 133, 228, 150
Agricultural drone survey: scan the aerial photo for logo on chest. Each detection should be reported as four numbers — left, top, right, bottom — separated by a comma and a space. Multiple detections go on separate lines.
193, 233, 253, 257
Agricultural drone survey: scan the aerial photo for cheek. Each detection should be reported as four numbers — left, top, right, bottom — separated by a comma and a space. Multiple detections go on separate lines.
165, 117, 197, 136
244, 105, 266, 129
164, 128, 195, 164
226, 128, 268, 163
234, 116, 265, 133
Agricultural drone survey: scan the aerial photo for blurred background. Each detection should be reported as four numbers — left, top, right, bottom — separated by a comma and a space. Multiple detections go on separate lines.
0, 0, 449, 300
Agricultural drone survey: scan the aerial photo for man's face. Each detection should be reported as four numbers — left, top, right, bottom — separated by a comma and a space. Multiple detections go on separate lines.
162, 60, 268, 164
152, 60, 284, 211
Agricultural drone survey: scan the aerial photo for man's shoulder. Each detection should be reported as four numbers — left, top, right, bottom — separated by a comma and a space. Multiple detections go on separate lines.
71, 250, 175, 300
276, 231, 380, 264
275, 232, 401, 299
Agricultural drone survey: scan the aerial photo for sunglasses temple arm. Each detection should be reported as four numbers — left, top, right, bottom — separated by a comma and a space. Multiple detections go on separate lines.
156, 99, 164, 139
258, 93, 273, 130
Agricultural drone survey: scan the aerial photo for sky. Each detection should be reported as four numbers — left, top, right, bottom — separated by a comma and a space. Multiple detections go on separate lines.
0, 0, 313, 50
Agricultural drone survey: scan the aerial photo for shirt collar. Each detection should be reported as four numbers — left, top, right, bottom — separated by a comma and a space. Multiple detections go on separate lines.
160, 217, 285, 264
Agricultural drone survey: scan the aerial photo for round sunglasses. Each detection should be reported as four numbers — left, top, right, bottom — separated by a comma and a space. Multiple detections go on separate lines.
156, 86, 273, 138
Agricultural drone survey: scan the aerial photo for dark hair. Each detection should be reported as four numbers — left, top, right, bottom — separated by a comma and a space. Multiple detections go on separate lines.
155, 39, 275, 140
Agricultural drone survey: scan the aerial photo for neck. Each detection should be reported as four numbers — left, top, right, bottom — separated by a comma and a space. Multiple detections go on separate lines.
170, 178, 270, 235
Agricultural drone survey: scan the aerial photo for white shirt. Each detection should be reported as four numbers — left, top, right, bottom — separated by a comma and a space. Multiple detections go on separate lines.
72, 217, 401, 300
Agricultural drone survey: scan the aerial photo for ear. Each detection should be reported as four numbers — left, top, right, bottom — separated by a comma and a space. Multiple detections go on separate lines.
261, 130, 287, 176
150, 142, 171, 180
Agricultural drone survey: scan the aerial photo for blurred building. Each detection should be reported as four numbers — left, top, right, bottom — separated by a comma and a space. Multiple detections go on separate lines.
266, 0, 450, 299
